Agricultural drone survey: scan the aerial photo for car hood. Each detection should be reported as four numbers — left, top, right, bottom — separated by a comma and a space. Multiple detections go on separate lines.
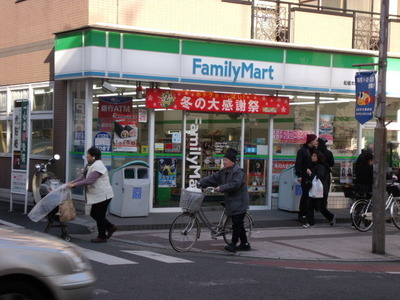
0, 225, 70, 251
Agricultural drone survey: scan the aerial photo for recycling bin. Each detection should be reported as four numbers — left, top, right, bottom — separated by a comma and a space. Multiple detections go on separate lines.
109, 161, 150, 217
278, 166, 302, 212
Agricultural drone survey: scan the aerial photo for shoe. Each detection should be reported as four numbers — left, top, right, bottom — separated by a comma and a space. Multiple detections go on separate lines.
90, 237, 107, 243
107, 226, 118, 239
224, 243, 237, 253
237, 243, 251, 251
303, 223, 314, 228
330, 216, 336, 226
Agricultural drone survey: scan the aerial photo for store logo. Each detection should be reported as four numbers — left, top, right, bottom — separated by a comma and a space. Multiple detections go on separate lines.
192, 58, 275, 82
187, 117, 202, 188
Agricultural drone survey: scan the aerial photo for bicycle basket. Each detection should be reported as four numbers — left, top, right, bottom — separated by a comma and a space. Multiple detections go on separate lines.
387, 184, 400, 197
179, 189, 204, 212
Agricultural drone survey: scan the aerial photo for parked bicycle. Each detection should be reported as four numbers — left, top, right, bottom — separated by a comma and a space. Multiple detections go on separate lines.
350, 180, 400, 232
169, 187, 253, 252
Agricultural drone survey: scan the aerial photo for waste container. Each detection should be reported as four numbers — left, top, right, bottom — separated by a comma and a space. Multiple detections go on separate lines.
109, 161, 150, 217
278, 166, 302, 212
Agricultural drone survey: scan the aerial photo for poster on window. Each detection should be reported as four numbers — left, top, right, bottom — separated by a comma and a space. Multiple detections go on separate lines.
73, 99, 85, 147
247, 160, 266, 192
113, 114, 138, 152
158, 158, 177, 187
319, 114, 334, 145
340, 161, 353, 183
98, 96, 133, 131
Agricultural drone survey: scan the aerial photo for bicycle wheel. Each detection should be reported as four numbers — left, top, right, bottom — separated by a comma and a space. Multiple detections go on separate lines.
390, 198, 400, 230
222, 212, 253, 245
169, 212, 200, 252
350, 199, 373, 232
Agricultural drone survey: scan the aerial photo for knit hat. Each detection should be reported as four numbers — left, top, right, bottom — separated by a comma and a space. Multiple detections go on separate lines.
306, 134, 317, 144
224, 148, 238, 163
318, 137, 328, 145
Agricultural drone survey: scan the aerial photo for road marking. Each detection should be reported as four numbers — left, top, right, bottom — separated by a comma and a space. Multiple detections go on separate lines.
122, 250, 193, 264
81, 249, 138, 265
0, 219, 24, 228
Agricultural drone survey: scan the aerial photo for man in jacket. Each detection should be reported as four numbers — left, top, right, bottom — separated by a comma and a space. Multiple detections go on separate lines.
317, 137, 336, 224
199, 148, 250, 253
295, 134, 318, 222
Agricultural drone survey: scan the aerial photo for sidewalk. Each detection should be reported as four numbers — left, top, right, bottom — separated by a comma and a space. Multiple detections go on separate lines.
69, 208, 400, 262
2, 200, 400, 262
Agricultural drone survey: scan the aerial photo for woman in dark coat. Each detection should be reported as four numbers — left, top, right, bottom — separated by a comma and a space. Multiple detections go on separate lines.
303, 150, 335, 228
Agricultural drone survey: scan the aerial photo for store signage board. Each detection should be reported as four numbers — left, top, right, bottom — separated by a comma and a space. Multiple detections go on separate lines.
10, 99, 30, 214
355, 71, 376, 124
146, 88, 290, 115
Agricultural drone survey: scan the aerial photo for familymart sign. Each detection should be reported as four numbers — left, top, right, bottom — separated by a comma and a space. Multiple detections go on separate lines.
55, 29, 400, 96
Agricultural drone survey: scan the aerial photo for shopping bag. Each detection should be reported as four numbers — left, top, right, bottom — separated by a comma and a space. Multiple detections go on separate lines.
309, 177, 324, 198
59, 198, 76, 222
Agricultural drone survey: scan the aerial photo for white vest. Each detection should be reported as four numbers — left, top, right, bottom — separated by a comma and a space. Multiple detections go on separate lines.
85, 160, 114, 204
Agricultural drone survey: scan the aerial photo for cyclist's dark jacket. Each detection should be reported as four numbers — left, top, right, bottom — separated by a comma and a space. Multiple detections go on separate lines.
199, 163, 249, 216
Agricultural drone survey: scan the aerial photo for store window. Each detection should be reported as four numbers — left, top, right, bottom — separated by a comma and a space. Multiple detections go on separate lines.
319, 98, 357, 191
245, 113, 269, 205
31, 119, 53, 156
154, 109, 183, 208
0, 85, 53, 156
32, 87, 53, 111
31, 86, 54, 156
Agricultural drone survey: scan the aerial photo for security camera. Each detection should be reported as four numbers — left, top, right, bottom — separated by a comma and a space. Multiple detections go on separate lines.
102, 82, 117, 93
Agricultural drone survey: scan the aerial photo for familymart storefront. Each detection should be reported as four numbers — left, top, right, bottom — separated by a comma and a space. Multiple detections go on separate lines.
55, 26, 400, 213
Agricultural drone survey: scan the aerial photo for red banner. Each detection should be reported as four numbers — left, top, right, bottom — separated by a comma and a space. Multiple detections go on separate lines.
146, 88, 290, 115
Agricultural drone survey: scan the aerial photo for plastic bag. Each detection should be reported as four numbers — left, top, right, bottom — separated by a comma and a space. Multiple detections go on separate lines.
309, 177, 324, 198
28, 184, 71, 222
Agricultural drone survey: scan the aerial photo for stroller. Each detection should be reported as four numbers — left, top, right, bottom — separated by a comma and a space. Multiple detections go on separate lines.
29, 155, 73, 241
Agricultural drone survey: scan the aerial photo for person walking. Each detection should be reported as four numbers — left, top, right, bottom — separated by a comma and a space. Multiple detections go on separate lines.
199, 148, 250, 253
354, 151, 374, 198
295, 134, 318, 223
67, 146, 117, 243
303, 150, 336, 228
317, 137, 335, 219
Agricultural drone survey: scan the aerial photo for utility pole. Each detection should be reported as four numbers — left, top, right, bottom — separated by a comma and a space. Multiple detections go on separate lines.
372, 0, 389, 254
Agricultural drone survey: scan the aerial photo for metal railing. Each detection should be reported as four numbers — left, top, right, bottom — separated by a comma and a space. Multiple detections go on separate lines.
252, 0, 397, 51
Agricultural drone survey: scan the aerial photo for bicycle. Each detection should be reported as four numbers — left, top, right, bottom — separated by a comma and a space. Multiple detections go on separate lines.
169, 187, 253, 252
350, 180, 400, 232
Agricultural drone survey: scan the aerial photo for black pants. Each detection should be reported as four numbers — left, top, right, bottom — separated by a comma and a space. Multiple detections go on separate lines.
231, 212, 248, 245
299, 180, 310, 219
90, 198, 114, 239
306, 197, 334, 226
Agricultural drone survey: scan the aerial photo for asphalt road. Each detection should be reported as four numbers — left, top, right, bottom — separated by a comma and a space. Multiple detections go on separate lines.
2, 203, 400, 299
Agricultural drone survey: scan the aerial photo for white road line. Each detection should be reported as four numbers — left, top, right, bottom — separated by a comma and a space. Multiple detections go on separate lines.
0, 219, 24, 228
81, 249, 138, 265
122, 250, 193, 264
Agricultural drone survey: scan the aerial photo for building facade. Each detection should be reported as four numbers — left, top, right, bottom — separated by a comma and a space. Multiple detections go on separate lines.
2, 0, 400, 214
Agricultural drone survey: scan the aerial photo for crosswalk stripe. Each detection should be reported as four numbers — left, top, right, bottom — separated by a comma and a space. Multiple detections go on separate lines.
122, 250, 193, 264
82, 248, 138, 265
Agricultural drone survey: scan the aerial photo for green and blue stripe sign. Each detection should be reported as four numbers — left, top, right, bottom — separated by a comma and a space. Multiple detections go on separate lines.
54, 29, 400, 95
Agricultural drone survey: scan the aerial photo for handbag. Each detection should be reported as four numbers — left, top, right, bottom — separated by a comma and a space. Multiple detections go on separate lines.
58, 198, 76, 222
309, 176, 324, 198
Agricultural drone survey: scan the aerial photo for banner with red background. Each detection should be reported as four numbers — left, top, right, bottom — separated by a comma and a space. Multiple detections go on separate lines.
146, 89, 289, 115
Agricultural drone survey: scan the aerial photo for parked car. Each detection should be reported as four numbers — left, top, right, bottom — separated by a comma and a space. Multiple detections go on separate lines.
0, 225, 95, 300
